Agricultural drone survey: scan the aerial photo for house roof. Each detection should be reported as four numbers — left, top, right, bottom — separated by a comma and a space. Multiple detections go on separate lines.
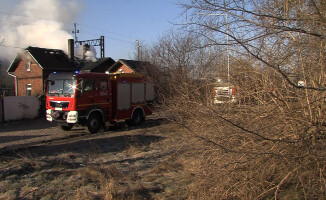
80, 57, 115, 72
8, 46, 77, 73
107, 59, 152, 74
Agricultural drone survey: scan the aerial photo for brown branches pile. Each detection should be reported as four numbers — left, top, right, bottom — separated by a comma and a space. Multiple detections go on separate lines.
159, 68, 326, 199
141, 1, 326, 198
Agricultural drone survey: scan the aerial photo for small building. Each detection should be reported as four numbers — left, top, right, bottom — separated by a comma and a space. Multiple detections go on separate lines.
7, 44, 115, 96
80, 57, 115, 73
7, 46, 77, 96
107, 59, 152, 75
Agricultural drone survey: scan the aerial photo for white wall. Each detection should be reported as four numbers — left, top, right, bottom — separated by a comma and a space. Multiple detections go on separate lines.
3, 96, 40, 121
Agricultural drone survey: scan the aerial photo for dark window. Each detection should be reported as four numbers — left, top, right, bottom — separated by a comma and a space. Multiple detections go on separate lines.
93, 79, 98, 90
98, 79, 108, 91
82, 79, 93, 93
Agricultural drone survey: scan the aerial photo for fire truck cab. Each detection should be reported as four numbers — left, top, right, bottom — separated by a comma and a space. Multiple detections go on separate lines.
46, 72, 154, 133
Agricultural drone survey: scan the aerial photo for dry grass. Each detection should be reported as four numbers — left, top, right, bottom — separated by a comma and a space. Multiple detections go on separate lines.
0, 156, 143, 200
157, 73, 326, 199
1, 86, 325, 200
0, 122, 196, 199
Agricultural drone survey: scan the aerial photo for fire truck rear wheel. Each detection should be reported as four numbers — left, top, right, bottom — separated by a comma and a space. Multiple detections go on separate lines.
131, 109, 143, 126
59, 123, 74, 131
87, 113, 101, 134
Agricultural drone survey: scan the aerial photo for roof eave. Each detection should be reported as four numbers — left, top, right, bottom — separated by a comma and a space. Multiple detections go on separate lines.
7, 54, 21, 73
119, 59, 130, 68
27, 51, 44, 70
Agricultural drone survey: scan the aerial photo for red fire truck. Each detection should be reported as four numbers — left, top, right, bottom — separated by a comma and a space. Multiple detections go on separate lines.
45, 72, 154, 133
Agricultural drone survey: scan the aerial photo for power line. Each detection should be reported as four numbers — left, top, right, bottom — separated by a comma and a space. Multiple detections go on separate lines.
77, 23, 137, 40
81, 29, 134, 44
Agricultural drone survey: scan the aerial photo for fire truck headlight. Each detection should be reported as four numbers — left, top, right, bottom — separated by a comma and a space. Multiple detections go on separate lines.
46, 109, 53, 121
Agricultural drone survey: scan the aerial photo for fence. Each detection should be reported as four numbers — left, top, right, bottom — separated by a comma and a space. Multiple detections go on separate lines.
0, 96, 40, 122
0, 98, 3, 122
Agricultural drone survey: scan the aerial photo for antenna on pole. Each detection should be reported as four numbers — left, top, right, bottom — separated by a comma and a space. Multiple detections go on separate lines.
72, 23, 79, 42
135, 39, 141, 61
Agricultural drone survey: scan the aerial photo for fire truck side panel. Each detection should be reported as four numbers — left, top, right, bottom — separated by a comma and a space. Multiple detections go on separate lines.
132, 83, 145, 104
111, 77, 153, 122
117, 83, 131, 110
146, 82, 154, 101
115, 82, 138, 120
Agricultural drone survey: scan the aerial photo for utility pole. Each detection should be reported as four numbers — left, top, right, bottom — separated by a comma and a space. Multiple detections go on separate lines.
100, 36, 105, 58
136, 40, 141, 61
72, 23, 79, 42
198, 13, 230, 84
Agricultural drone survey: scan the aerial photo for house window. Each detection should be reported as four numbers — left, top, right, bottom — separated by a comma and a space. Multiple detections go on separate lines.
26, 84, 32, 96
26, 61, 31, 72
118, 68, 124, 73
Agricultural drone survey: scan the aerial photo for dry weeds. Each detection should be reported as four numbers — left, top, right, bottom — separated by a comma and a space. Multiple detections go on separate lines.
157, 72, 326, 199
0, 120, 200, 200
1, 89, 325, 200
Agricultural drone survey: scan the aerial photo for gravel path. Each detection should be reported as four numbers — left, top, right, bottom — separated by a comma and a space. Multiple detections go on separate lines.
0, 119, 92, 152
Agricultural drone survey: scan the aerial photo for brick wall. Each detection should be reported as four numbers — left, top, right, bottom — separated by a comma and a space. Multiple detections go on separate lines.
117, 64, 134, 73
15, 59, 43, 96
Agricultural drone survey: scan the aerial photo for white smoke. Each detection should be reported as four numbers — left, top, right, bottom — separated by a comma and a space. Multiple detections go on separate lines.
85, 50, 97, 62
0, 0, 83, 61
74, 45, 97, 62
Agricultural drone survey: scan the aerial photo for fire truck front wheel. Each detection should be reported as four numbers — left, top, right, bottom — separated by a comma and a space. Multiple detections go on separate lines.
87, 113, 101, 134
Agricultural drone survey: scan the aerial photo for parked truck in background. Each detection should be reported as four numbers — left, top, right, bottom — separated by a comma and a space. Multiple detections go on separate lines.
45, 72, 154, 133
213, 85, 237, 104
212, 79, 237, 104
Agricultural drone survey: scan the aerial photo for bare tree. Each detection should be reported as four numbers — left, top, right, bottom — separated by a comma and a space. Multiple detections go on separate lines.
145, 31, 228, 104
144, 0, 326, 199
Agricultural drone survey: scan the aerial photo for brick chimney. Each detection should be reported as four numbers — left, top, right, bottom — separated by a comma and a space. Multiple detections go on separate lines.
68, 39, 74, 61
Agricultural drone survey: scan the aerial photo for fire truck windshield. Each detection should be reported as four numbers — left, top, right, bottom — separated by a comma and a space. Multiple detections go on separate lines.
48, 79, 76, 96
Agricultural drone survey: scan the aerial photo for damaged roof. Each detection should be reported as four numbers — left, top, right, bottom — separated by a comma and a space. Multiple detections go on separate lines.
80, 57, 115, 72
107, 59, 152, 74
8, 46, 78, 73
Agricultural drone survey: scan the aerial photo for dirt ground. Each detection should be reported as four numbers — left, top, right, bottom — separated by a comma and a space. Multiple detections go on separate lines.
0, 115, 201, 199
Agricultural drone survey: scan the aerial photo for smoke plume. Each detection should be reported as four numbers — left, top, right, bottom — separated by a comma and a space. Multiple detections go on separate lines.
0, 0, 83, 61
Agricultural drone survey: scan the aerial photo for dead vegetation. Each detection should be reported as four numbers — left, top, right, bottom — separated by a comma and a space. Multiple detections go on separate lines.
154, 68, 326, 199
2, 76, 325, 199
0, 121, 201, 200
1, 0, 326, 199
137, 0, 326, 199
